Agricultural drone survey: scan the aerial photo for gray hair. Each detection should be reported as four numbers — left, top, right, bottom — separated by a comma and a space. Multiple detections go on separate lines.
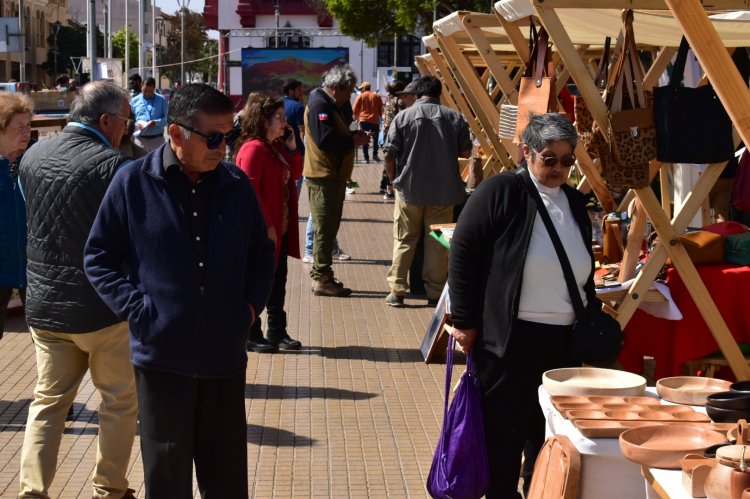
68, 81, 130, 126
321, 64, 357, 90
520, 112, 578, 154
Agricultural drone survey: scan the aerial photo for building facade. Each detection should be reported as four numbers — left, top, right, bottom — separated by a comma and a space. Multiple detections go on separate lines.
203, 0, 380, 107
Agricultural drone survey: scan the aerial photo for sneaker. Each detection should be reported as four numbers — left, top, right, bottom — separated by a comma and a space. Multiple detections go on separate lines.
373, 155, 381, 161
313, 275, 352, 297
347, 180, 360, 189
385, 293, 404, 307
383, 192, 395, 201
302, 254, 313, 263
333, 248, 351, 261
427, 297, 439, 307
346, 187, 356, 194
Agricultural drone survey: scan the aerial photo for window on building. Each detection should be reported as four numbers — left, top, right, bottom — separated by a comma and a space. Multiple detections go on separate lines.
377, 35, 422, 70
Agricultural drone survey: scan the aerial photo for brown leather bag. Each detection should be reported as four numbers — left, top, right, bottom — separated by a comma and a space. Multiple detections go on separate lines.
666, 231, 725, 265
515, 22, 557, 143
604, 10, 656, 188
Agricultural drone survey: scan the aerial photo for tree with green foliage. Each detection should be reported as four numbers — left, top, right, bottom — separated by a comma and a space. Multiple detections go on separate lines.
319, 0, 492, 44
112, 28, 140, 70
43, 23, 101, 77
161, 9, 209, 82
193, 39, 219, 85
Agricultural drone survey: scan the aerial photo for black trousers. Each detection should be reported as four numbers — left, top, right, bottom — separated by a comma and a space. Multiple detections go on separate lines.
359, 121, 380, 160
0, 287, 25, 338
474, 319, 578, 499
250, 235, 288, 342
134, 366, 248, 499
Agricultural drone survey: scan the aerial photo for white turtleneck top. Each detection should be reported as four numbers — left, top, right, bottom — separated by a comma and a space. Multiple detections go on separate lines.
517, 172, 590, 325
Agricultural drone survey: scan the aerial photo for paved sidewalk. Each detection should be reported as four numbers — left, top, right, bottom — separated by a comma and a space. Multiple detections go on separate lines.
0, 160, 451, 498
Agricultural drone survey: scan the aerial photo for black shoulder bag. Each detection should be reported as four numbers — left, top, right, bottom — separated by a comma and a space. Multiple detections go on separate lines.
522, 171, 624, 367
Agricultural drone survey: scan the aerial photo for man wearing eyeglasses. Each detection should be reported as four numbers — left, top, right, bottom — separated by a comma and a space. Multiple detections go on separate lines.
383, 76, 472, 308
84, 83, 275, 498
18, 81, 138, 499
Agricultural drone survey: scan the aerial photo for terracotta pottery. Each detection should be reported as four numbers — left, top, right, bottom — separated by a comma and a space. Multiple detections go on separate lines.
743, 488, 750, 499
543, 368, 647, 396
657, 376, 732, 406
704, 461, 750, 499
619, 425, 727, 469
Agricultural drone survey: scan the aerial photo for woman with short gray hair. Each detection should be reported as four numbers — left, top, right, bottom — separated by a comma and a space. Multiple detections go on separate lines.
447, 112, 594, 498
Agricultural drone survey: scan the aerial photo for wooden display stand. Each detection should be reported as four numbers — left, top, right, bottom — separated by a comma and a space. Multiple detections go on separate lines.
503, 0, 750, 380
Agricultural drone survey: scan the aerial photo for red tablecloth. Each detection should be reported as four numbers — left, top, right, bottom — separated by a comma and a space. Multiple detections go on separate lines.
620, 264, 750, 380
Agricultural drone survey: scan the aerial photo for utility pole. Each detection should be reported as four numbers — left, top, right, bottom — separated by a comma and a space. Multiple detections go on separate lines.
18, 0, 25, 83
107, 0, 112, 59
125, 0, 129, 80
177, 0, 191, 84
138, 0, 145, 76
88, 0, 97, 80
151, 0, 156, 80
103, 1, 108, 58
274, 0, 280, 48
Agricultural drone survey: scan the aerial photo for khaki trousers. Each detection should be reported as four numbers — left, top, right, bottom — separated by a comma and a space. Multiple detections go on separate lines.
19, 322, 137, 499
387, 192, 452, 299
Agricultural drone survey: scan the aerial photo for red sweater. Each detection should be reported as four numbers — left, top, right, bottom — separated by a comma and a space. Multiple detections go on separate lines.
235, 139, 302, 263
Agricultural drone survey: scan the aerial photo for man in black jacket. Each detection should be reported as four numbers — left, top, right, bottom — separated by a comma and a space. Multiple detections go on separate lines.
18, 81, 138, 499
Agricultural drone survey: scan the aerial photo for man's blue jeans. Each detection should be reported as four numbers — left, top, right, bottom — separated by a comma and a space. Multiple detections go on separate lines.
305, 214, 340, 256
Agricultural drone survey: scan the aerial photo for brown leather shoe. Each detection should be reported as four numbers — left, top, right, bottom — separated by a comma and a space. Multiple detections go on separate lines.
313, 275, 352, 297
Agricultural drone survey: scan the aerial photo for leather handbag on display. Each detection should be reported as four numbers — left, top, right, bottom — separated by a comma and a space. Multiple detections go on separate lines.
427, 336, 490, 499
654, 37, 735, 164
574, 36, 613, 165
515, 21, 557, 143
604, 10, 655, 189
725, 232, 750, 265
666, 230, 725, 265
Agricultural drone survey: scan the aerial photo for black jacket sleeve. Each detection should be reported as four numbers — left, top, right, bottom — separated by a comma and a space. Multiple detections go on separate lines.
307, 98, 355, 154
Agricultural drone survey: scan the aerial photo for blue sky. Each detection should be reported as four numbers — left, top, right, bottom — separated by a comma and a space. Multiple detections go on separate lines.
154, 0, 218, 38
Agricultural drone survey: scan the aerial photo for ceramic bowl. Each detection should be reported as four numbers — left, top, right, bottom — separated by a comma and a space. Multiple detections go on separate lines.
619, 425, 728, 469
732, 381, 750, 393
657, 376, 733, 405
707, 392, 750, 410
543, 368, 647, 396
707, 405, 750, 423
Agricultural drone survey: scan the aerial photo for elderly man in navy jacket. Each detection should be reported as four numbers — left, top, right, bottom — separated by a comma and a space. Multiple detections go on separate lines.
84, 84, 275, 498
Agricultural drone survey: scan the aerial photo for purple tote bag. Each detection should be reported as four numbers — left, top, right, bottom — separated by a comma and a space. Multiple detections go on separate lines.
427, 336, 490, 499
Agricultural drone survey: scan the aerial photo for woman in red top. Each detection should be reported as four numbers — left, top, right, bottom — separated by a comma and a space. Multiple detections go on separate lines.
235, 94, 303, 352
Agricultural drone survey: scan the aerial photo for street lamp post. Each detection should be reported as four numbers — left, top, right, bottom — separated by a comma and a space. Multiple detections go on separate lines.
50, 21, 61, 77
176, 0, 191, 84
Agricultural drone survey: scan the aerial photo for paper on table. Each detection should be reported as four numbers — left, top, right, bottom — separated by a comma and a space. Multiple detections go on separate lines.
596, 279, 683, 320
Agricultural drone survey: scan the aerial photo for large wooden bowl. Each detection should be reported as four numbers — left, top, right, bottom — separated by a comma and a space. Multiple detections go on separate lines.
542, 368, 646, 396
619, 425, 728, 469
656, 376, 733, 406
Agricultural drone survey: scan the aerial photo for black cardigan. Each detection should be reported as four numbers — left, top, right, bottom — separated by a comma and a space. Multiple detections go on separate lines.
448, 167, 596, 359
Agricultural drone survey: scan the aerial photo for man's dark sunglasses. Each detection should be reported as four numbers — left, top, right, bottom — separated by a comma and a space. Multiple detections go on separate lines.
175, 123, 240, 150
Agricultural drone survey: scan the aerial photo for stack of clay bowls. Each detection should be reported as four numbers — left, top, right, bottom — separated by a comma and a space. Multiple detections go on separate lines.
706, 391, 750, 424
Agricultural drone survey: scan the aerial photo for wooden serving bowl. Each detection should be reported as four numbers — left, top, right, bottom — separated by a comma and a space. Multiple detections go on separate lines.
656, 376, 732, 406
619, 425, 728, 469
543, 368, 646, 396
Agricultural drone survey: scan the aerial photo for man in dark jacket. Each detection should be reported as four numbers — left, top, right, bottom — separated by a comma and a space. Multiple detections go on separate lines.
18, 81, 137, 499
303, 65, 369, 297
84, 84, 275, 498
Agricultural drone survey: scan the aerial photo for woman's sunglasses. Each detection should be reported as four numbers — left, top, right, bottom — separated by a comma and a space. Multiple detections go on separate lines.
530, 146, 576, 167
175, 123, 240, 150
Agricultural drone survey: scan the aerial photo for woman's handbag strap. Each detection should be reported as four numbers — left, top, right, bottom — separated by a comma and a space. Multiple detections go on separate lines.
670, 36, 691, 88
520, 170, 586, 321
594, 36, 612, 89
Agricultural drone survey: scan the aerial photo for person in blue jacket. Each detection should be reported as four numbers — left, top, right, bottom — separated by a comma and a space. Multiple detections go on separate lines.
0, 92, 33, 336
84, 83, 276, 498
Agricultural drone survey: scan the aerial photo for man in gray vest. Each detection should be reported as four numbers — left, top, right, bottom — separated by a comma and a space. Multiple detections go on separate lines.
18, 81, 138, 499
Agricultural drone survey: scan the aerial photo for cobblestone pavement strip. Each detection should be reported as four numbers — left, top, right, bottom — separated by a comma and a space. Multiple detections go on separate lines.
0, 160, 453, 498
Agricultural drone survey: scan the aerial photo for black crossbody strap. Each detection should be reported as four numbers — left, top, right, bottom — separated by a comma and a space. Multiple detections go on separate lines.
520, 170, 586, 322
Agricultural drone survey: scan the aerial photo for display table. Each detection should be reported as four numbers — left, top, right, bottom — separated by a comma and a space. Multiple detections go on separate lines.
620, 264, 750, 379
539, 386, 658, 498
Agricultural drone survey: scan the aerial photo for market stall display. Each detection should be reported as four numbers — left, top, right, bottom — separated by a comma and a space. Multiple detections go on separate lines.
542, 367, 646, 396
656, 377, 733, 406
619, 425, 727, 469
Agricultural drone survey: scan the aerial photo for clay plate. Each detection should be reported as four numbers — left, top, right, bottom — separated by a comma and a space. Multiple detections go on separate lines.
619, 425, 728, 469
574, 421, 735, 439
656, 376, 732, 406
543, 368, 647, 396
